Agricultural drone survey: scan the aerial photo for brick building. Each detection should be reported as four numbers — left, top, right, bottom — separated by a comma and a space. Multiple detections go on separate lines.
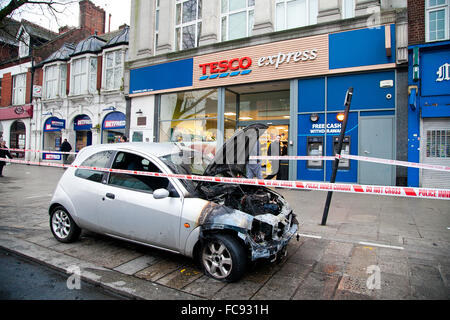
407, 0, 450, 188
0, 0, 107, 159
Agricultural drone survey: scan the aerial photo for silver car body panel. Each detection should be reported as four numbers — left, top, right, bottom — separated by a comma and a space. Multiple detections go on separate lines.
50, 141, 298, 261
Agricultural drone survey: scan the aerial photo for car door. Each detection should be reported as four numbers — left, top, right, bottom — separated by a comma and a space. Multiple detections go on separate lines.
98, 151, 183, 252
70, 150, 114, 231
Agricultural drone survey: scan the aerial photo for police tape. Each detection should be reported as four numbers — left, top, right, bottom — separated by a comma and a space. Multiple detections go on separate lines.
1, 157, 449, 200
0, 147, 77, 155
250, 155, 450, 172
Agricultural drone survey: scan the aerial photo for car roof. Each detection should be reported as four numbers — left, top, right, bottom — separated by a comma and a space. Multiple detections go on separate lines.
74, 142, 187, 163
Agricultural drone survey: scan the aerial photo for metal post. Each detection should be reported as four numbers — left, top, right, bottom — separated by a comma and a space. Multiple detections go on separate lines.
321, 87, 353, 226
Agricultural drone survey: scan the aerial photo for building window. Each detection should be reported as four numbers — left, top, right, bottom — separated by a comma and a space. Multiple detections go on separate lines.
71, 57, 97, 95
342, 0, 355, 19
159, 89, 218, 143
12, 73, 26, 105
104, 50, 123, 90
275, 0, 318, 31
18, 31, 30, 58
175, 0, 202, 51
426, 0, 449, 42
44, 64, 67, 99
221, 0, 254, 41
426, 129, 450, 158
155, 0, 160, 52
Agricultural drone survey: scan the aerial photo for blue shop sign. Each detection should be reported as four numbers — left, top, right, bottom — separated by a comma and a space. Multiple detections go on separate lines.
421, 48, 450, 97
74, 115, 92, 131
43, 153, 62, 161
103, 112, 126, 130
44, 117, 65, 132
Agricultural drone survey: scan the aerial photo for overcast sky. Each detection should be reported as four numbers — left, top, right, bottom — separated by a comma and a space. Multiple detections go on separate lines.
7, 0, 131, 33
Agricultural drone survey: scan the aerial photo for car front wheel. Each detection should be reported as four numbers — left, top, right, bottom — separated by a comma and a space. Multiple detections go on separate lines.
201, 234, 247, 282
50, 206, 81, 243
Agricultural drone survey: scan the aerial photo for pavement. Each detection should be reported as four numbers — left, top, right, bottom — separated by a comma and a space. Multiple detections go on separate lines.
0, 163, 449, 300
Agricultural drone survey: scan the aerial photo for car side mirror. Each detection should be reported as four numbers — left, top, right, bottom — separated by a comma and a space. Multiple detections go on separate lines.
153, 188, 170, 200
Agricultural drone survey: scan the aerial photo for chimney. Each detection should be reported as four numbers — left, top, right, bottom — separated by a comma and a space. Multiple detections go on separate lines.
79, 0, 106, 35
59, 26, 70, 34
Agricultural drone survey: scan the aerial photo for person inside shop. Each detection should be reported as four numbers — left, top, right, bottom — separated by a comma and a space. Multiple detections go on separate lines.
266, 135, 281, 180
246, 140, 263, 179
0, 140, 13, 177
60, 139, 72, 164
121, 136, 128, 142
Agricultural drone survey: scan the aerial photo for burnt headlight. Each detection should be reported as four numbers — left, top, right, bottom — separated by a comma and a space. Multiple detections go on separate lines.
251, 220, 272, 243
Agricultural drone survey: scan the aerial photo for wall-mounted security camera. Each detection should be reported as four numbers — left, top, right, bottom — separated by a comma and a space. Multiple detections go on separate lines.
386, 93, 392, 99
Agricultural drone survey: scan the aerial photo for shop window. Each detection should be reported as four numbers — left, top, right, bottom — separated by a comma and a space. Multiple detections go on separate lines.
12, 73, 26, 105
75, 150, 114, 183
221, 0, 254, 41
159, 89, 218, 143
71, 57, 97, 95
44, 64, 67, 99
275, 0, 318, 31
104, 50, 123, 90
175, 0, 202, 50
239, 90, 290, 121
109, 152, 171, 193
426, 129, 450, 158
426, 0, 449, 42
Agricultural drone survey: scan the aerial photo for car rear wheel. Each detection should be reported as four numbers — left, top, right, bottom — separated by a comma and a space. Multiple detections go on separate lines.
201, 234, 247, 282
50, 207, 81, 243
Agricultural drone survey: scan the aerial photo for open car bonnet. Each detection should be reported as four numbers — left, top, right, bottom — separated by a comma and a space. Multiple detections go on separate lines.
203, 123, 268, 177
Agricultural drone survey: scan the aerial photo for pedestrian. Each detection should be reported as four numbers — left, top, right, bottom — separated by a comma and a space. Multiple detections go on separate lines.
0, 141, 13, 177
60, 139, 72, 164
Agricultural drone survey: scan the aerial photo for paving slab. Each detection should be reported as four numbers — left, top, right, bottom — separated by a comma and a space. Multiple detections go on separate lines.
292, 272, 340, 300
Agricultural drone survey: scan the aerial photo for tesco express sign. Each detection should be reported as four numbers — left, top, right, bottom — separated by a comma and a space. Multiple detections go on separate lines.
198, 49, 318, 80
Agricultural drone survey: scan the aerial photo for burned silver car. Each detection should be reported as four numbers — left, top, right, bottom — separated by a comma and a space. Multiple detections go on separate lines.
49, 124, 298, 282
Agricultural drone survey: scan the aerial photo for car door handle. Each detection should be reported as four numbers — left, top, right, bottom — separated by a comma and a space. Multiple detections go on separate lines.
105, 193, 115, 200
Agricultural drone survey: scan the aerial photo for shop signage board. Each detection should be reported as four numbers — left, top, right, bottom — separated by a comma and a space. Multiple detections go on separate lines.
193, 33, 328, 89
103, 112, 126, 129
74, 115, 92, 131
43, 153, 62, 161
44, 117, 65, 132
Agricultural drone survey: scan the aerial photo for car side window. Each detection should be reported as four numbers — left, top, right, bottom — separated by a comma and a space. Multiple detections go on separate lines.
108, 152, 176, 195
75, 151, 113, 183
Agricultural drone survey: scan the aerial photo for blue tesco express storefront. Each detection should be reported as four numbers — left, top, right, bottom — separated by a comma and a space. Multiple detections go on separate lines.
130, 24, 400, 185
408, 41, 450, 188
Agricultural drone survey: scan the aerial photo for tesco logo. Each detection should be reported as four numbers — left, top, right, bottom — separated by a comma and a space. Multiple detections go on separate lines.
199, 57, 252, 75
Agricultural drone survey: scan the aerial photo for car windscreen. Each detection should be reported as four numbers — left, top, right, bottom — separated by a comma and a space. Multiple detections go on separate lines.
159, 150, 212, 192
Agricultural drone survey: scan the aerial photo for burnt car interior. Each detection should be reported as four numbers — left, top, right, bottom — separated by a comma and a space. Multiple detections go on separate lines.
109, 151, 178, 196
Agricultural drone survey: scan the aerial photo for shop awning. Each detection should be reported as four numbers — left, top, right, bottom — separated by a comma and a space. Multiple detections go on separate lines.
102, 112, 126, 130
44, 117, 65, 132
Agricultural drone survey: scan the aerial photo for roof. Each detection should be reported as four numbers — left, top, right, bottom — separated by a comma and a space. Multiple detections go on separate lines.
40, 43, 75, 65
70, 35, 106, 57
19, 19, 58, 44
102, 26, 129, 49
0, 18, 20, 46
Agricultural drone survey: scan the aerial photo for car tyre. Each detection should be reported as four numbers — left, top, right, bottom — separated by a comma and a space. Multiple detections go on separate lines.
50, 206, 81, 243
200, 234, 247, 282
